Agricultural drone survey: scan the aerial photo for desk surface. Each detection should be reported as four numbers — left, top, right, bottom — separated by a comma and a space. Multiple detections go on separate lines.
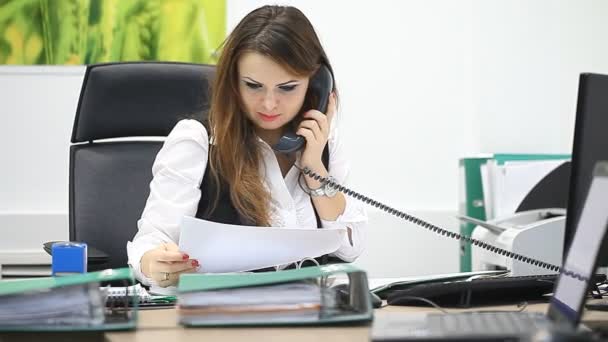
94, 301, 608, 342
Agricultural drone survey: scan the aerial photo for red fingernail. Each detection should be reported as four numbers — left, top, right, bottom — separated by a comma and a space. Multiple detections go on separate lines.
192, 260, 199, 267
182, 254, 189, 260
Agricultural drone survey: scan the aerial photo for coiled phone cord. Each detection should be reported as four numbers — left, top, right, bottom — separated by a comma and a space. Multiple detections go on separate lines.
299, 166, 588, 283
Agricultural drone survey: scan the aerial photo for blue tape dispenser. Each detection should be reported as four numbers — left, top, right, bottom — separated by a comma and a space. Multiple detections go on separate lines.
51, 242, 88, 276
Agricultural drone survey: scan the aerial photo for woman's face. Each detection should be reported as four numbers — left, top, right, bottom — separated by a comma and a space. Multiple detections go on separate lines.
237, 52, 309, 134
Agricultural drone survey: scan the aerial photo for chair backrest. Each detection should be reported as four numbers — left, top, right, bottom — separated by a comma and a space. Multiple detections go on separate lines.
70, 62, 215, 270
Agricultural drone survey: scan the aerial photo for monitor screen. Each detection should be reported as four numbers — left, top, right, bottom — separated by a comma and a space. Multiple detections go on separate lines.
552, 167, 608, 323
565, 73, 608, 266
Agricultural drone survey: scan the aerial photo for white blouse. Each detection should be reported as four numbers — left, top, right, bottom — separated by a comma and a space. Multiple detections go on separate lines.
127, 119, 367, 284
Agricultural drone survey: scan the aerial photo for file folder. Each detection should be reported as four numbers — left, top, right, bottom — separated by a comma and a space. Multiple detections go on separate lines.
459, 157, 491, 272
177, 264, 373, 326
0, 268, 137, 332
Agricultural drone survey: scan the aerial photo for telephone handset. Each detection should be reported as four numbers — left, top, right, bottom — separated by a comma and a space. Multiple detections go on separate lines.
298, 167, 589, 283
272, 64, 334, 154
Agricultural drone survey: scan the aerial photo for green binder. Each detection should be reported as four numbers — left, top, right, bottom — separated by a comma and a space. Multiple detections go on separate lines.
0, 268, 137, 332
459, 157, 491, 272
177, 264, 373, 326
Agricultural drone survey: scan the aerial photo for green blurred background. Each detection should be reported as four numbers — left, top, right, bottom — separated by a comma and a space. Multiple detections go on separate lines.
0, 0, 225, 65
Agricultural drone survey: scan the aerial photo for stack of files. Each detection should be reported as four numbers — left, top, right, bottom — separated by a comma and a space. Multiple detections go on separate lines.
0, 282, 103, 327
0, 268, 137, 332
179, 282, 322, 324
177, 264, 373, 326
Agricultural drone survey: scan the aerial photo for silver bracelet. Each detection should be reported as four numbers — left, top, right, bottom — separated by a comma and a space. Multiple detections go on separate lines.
298, 173, 320, 193
298, 174, 338, 197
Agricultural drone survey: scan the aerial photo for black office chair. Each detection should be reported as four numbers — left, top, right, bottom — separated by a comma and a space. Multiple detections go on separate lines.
69, 62, 215, 271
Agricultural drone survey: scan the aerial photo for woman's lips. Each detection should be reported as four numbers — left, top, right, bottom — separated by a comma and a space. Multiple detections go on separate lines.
257, 112, 280, 122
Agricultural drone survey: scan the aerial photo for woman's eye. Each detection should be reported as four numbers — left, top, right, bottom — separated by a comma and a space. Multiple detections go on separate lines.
245, 82, 262, 89
278, 85, 297, 92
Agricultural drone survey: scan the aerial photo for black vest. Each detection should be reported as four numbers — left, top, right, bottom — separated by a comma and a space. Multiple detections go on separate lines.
195, 143, 343, 270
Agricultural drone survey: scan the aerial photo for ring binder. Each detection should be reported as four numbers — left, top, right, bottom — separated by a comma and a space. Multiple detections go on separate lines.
177, 264, 373, 326
0, 268, 138, 332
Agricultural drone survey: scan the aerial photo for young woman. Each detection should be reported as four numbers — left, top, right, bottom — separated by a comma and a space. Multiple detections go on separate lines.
127, 5, 367, 287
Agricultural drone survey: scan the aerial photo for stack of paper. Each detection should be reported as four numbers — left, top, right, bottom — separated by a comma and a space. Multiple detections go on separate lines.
481, 159, 569, 219
178, 282, 323, 324
0, 283, 104, 327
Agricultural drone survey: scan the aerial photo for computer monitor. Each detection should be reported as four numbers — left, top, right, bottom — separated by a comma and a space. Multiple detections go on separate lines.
564, 73, 608, 266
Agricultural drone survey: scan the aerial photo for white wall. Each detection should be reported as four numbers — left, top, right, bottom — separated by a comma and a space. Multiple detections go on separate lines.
0, 66, 84, 213
472, 0, 608, 154
2, 1, 608, 278
0, 67, 84, 270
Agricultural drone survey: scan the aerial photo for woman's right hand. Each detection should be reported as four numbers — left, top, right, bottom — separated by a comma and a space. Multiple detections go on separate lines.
140, 242, 199, 287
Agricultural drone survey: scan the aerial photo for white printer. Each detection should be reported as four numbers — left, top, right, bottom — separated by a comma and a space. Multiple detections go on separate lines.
469, 208, 565, 276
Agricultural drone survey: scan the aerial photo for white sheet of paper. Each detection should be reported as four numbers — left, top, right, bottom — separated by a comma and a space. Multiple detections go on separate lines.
498, 160, 565, 218
178, 216, 347, 273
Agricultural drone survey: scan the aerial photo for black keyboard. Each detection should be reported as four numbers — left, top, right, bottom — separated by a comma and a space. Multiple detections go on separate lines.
386, 274, 606, 308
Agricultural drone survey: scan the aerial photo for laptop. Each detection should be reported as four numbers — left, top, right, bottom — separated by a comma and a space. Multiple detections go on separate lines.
372, 161, 608, 341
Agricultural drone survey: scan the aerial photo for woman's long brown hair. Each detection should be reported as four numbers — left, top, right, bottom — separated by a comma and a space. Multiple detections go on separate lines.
206, 5, 337, 226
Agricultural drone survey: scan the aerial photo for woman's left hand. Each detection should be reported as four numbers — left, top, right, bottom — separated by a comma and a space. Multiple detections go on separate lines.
297, 92, 336, 171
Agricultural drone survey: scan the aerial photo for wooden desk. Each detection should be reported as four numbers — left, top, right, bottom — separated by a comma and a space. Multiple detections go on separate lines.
99, 301, 608, 342
2, 302, 607, 341
105, 308, 370, 342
